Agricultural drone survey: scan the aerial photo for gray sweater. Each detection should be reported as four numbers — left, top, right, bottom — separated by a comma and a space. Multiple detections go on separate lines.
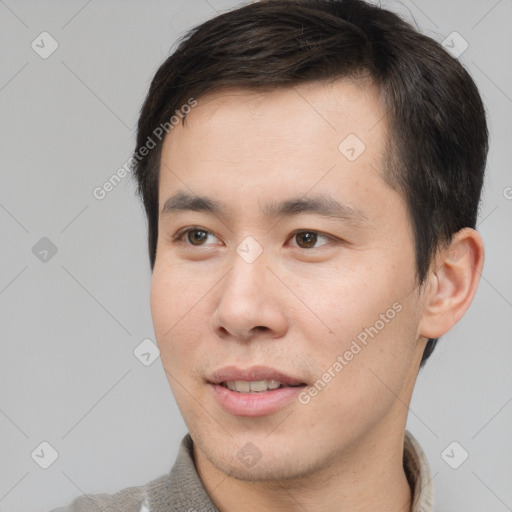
50, 430, 433, 512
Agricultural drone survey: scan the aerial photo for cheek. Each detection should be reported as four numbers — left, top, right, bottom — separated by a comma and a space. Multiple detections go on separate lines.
305, 272, 395, 340
150, 266, 204, 364
301, 264, 418, 382
300, 306, 418, 441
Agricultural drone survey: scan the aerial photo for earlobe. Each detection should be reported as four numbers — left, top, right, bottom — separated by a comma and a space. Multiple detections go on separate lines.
418, 228, 485, 339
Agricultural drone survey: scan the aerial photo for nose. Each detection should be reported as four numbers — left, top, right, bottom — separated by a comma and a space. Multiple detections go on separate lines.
210, 250, 288, 343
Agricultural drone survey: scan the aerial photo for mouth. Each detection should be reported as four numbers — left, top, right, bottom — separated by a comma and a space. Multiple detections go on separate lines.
208, 366, 308, 416
208, 365, 307, 389
219, 379, 306, 393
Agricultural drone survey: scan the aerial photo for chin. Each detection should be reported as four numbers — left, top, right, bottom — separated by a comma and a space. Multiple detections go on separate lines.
201, 439, 322, 483
224, 458, 315, 483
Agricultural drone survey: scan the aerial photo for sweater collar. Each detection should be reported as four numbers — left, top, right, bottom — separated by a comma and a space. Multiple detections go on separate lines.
167, 429, 434, 511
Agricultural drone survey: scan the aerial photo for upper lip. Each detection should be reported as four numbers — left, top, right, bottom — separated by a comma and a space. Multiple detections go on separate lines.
209, 365, 306, 386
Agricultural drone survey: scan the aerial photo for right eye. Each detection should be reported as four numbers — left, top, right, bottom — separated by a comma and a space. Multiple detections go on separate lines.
173, 227, 220, 246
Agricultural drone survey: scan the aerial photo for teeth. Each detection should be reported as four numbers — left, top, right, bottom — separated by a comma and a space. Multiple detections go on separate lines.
249, 380, 267, 392
267, 379, 281, 390
236, 381, 251, 393
222, 379, 288, 393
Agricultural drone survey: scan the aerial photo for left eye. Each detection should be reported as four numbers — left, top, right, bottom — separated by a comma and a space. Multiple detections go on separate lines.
290, 231, 331, 249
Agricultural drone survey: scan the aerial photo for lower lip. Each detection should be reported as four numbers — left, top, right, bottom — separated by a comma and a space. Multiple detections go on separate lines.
210, 383, 306, 417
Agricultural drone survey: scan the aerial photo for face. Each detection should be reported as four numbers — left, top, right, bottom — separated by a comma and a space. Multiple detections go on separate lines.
151, 79, 428, 482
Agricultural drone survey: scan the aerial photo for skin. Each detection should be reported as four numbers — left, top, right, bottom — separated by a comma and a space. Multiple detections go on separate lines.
150, 79, 484, 511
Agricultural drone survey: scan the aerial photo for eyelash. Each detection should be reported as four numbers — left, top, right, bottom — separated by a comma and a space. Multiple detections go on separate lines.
172, 226, 335, 249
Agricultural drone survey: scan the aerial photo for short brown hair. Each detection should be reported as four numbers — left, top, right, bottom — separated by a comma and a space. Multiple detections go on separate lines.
132, 0, 488, 367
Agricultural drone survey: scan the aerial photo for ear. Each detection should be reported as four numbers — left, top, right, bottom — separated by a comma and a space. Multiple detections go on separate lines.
418, 227, 485, 339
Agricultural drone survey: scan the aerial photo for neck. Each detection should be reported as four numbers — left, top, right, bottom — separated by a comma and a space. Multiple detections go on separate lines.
194, 425, 413, 512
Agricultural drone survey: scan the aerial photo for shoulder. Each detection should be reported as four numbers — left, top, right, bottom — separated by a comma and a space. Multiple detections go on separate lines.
49, 434, 218, 512
48, 473, 171, 512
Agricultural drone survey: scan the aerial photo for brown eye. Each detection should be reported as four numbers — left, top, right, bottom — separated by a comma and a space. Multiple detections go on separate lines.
290, 231, 332, 249
295, 232, 318, 248
172, 227, 220, 247
186, 229, 209, 245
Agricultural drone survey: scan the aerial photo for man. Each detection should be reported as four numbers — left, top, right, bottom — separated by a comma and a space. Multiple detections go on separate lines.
52, 0, 487, 510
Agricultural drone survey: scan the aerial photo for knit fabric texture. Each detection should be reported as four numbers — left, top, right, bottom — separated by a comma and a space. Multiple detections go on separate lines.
50, 429, 433, 512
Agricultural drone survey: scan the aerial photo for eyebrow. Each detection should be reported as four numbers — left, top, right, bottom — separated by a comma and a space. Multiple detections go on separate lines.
161, 191, 369, 224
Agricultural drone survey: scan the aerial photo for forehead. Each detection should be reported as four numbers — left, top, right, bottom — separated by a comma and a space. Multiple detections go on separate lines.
165, 79, 385, 159
159, 79, 391, 214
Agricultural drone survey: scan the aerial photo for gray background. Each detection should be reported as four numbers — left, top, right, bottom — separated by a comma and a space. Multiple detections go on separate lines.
0, 0, 511, 510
